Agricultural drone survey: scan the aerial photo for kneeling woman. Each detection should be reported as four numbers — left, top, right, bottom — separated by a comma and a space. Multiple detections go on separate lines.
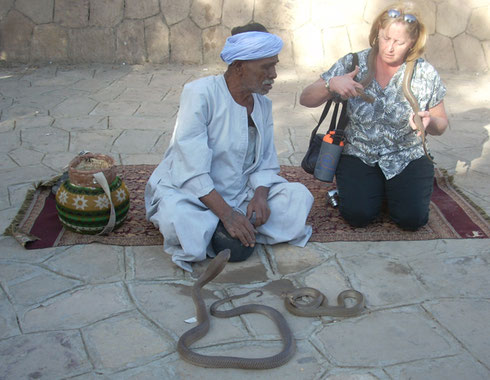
300, 2, 449, 230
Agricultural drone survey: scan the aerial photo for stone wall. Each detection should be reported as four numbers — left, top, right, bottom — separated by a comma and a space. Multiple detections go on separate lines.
0, 0, 489, 72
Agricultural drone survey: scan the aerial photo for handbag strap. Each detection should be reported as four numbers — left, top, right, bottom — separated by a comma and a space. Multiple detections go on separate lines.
308, 99, 333, 146
330, 52, 359, 134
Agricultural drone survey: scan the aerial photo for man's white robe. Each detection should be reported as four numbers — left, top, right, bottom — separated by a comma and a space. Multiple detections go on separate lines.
145, 75, 313, 271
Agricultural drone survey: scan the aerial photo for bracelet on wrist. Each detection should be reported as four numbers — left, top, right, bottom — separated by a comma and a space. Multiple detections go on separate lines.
325, 79, 333, 94
325, 79, 332, 93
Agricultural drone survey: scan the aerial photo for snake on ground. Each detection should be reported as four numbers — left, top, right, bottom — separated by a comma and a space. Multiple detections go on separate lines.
177, 249, 296, 369
284, 287, 365, 318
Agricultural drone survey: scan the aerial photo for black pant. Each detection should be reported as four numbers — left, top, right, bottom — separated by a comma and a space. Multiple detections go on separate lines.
335, 155, 434, 231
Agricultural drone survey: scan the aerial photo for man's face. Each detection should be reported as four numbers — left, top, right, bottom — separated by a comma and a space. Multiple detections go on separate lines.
241, 56, 279, 95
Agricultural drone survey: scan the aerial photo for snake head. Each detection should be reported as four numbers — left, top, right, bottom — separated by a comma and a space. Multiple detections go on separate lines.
282, 292, 294, 301
196, 249, 231, 286
216, 249, 231, 262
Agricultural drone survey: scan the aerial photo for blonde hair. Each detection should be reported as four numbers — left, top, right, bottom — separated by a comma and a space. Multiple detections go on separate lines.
368, 2, 427, 62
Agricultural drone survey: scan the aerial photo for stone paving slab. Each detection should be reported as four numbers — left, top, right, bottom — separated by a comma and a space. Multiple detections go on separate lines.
0, 63, 489, 379
82, 311, 174, 371
0, 331, 92, 379
45, 244, 126, 283
384, 353, 490, 380
20, 282, 134, 332
425, 299, 490, 368
0, 290, 20, 340
315, 306, 459, 367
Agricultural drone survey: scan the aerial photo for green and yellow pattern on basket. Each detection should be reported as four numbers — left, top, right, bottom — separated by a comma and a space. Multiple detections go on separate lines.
55, 177, 130, 234
55, 153, 130, 235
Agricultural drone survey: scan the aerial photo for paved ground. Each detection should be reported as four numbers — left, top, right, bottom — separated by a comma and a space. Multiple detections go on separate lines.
0, 63, 489, 380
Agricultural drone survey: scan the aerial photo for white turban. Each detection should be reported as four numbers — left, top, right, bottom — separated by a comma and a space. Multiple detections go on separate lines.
220, 31, 283, 65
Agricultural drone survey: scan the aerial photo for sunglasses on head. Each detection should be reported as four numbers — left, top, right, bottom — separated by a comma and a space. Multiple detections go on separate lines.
387, 9, 417, 24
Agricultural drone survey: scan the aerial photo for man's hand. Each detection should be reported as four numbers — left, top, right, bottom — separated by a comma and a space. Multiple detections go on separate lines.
222, 209, 256, 247
246, 186, 270, 227
200, 189, 256, 247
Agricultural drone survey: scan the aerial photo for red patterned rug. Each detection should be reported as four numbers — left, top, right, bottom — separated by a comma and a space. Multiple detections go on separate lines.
7, 165, 489, 249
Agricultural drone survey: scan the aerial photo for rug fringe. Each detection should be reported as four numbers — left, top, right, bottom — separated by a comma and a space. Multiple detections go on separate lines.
3, 188, 37, 238
439, 168, 489, 222
3, 173, 63, 243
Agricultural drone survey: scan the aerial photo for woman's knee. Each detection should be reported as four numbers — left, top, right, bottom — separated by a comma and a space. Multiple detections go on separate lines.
386, 158, 434, 231
390, 208, 429, 231
339, 203, 380, 227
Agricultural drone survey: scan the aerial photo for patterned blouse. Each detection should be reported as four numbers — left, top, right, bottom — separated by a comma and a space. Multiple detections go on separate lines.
320, 48, 446, 179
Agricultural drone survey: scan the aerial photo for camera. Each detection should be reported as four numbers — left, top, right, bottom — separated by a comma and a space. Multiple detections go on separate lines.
326, 189, 339, 208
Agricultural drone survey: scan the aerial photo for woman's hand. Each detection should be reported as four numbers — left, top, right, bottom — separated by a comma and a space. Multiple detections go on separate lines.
299, 65, 372, 107
409, 111, 431, 136
329, 66, 365, 100
409, 102, 449, 136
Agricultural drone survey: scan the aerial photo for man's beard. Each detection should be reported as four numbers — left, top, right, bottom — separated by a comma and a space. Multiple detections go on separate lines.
256, 79, 274, 94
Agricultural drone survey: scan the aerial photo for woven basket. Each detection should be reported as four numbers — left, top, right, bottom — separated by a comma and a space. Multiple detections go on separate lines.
55, 154, 130, 235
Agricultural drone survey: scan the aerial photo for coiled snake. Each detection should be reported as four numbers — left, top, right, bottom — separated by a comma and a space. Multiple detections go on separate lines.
177, 249, 296, 369
284, 287, 365, 317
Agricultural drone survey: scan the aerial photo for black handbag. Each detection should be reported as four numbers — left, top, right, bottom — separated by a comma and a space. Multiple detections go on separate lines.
301, 53, 358, 174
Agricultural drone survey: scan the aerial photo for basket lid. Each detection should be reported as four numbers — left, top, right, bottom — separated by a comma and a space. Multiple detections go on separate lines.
68, 153, 116, 188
